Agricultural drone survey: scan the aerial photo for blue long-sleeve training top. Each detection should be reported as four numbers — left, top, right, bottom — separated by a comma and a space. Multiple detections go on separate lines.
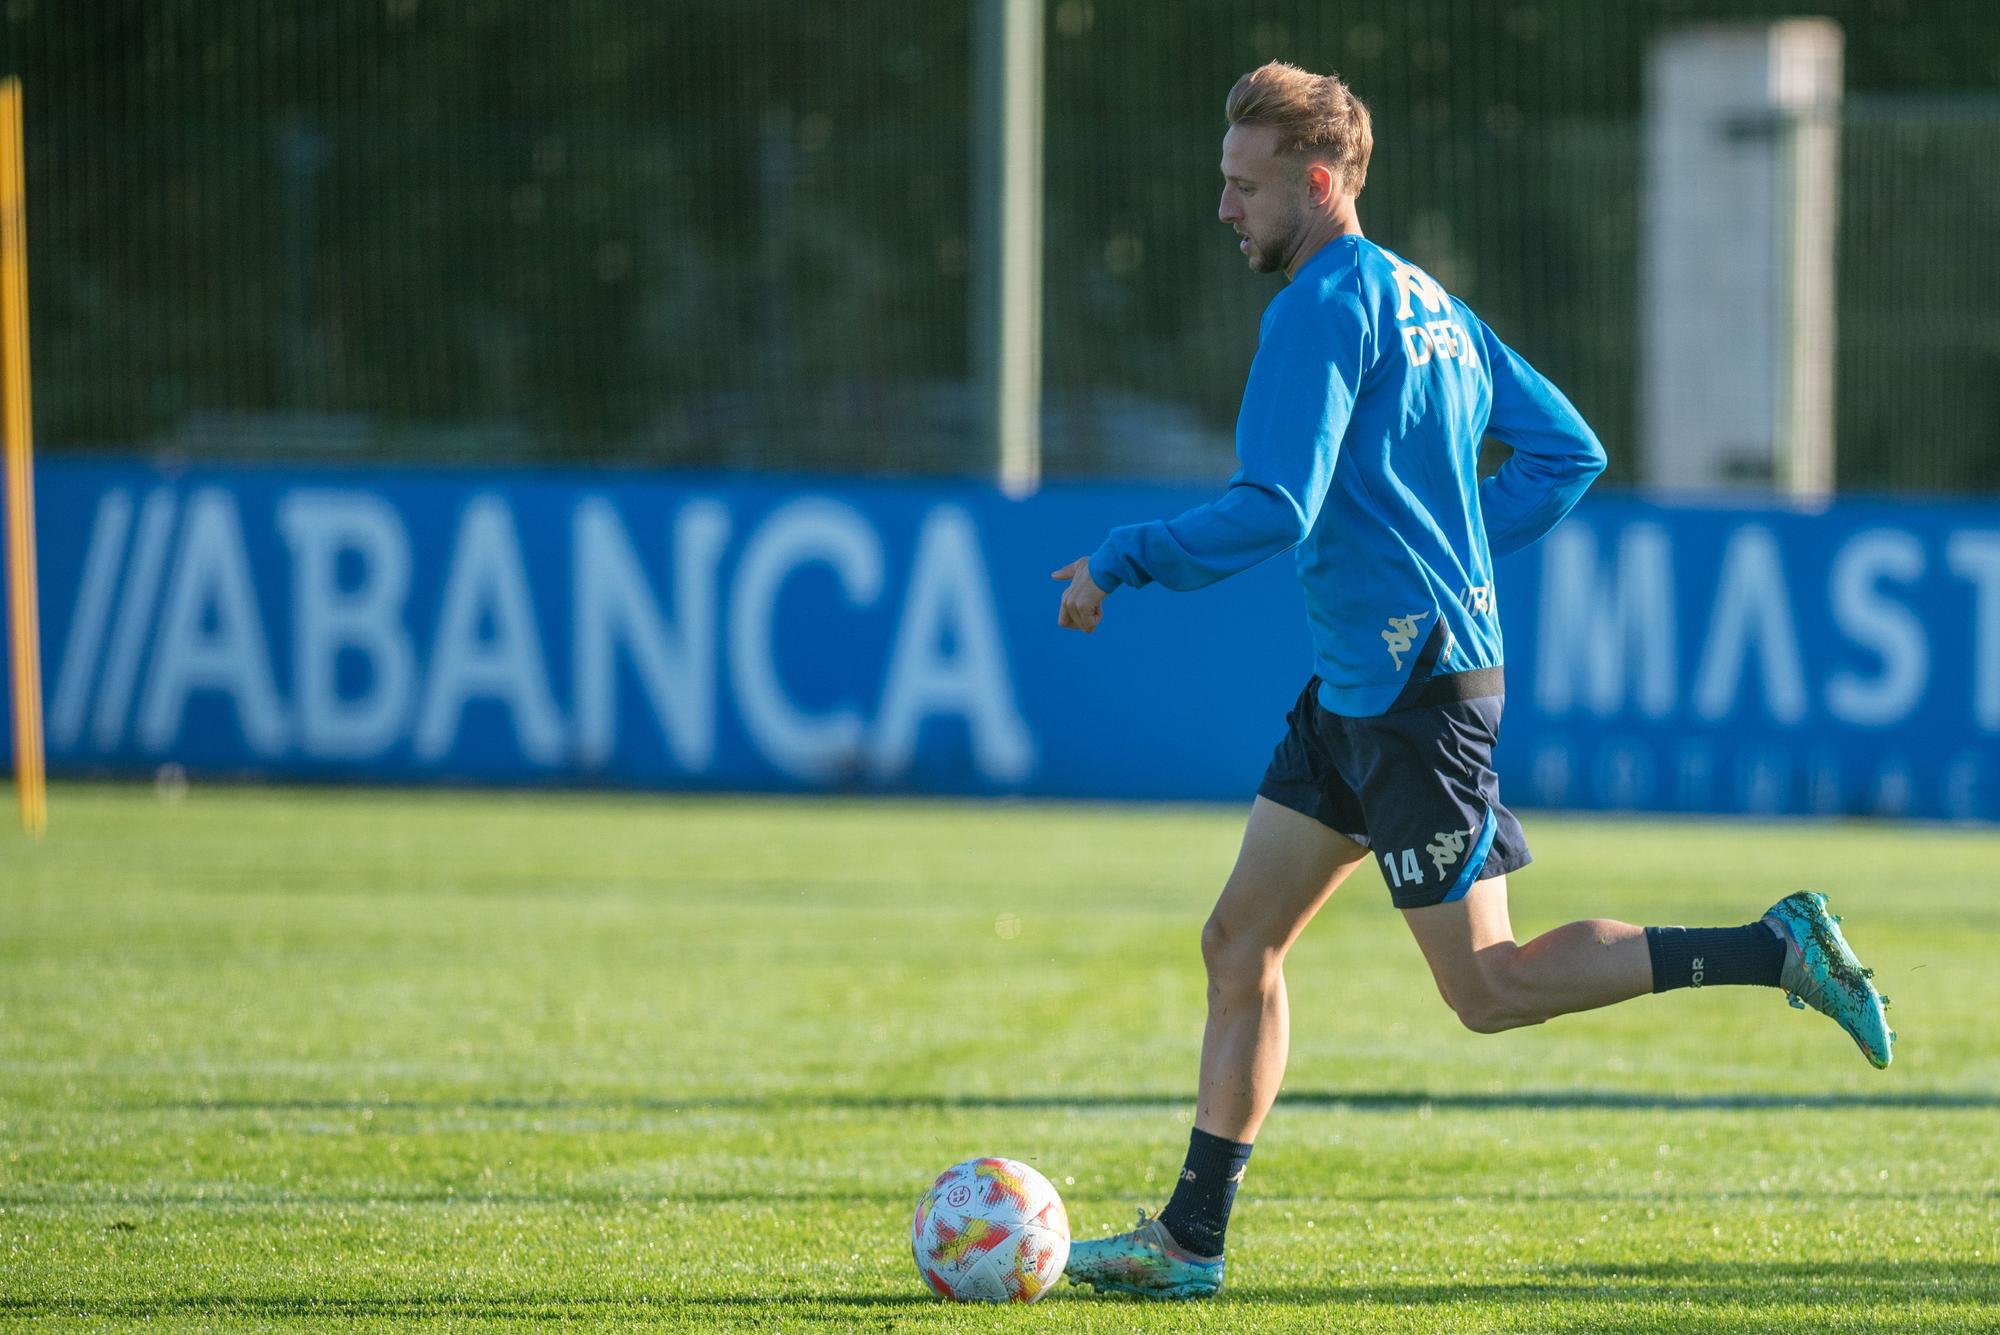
1087, 234, 1607, 716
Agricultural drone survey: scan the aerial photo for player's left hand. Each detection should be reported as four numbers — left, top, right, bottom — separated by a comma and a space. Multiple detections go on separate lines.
1052, 557, 1107, 634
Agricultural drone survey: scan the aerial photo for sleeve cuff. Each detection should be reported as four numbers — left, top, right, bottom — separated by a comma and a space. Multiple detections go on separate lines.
1087, 550, 1126, 594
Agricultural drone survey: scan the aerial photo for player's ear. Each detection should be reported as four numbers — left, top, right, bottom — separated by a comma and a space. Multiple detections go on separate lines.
1306, 162, 1335, 206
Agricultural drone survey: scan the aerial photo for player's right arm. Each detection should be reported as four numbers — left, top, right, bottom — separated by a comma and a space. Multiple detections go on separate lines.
1084, 284, 1372, 596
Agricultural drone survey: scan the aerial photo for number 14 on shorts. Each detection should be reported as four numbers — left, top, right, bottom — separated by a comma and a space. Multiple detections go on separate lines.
1382, 848, 1424, 889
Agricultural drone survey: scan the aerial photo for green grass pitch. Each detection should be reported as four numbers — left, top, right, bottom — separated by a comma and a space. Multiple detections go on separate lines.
3, 785, 1997, 1332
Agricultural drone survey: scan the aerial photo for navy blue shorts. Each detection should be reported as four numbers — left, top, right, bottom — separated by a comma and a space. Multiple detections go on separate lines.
1256, 674, 1531, 909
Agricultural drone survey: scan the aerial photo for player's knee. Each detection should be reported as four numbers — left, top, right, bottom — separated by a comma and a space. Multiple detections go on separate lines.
1200, 913, 1277, 995
1449, 993, 1528, 1034
1441, 954, 1542, 1033
1199, 912, 1229, 968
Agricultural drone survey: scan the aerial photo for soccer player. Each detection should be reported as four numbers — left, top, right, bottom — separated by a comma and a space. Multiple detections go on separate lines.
1051, 61, 1894, 1301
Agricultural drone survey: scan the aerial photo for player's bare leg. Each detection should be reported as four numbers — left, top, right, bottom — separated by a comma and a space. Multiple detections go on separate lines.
1195, 797, 1369, 1137
1067, 797, 1366, 1298
1401, 874, 1651, 1032
1403, 876, 1894, 1066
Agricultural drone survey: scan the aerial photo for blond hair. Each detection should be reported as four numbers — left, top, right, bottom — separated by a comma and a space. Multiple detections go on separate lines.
1225, 61, 1373, 194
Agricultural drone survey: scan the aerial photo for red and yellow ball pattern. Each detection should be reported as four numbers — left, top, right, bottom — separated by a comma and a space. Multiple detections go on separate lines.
911, 1156, 1070, 1303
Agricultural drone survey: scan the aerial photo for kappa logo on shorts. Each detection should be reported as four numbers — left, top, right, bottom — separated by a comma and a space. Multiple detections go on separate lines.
1426, 827, 1474, 878
1382, 611, 1430, 670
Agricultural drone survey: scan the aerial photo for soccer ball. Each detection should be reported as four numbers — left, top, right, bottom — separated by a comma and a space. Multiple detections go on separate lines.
910, 1156, 1070, 1303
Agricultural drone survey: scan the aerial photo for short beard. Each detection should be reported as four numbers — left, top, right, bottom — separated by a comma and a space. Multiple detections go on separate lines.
1247, 241, 1287, 275
1247, 205, 1308, 275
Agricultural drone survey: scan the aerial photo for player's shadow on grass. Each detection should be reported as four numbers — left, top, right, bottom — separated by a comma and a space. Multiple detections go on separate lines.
0, 1295, 940, 1320
161, 1088, 2000, 1114
912, 1088, 2000, 1112
1235, 1258, 2000, 1311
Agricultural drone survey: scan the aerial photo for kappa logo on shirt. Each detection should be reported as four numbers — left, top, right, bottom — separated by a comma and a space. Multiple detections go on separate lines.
1382, 611, 1430, 670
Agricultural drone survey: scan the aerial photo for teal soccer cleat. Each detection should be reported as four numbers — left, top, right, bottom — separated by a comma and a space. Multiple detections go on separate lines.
1762, 891, 1895, 1069
1064, 1210, 1225, 1299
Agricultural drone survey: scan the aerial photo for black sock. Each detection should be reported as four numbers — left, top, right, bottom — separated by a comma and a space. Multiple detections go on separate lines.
1157, 1127, 1252, 1257
1644, 922, 1785, 992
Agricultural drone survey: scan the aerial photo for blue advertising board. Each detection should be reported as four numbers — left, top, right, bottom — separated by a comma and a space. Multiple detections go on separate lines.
1507, 500, 2000, 821
5, 459, 1998, 820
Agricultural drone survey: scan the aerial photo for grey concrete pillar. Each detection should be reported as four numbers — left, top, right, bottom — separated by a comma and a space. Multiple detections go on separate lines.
1641, 21, 1843, 496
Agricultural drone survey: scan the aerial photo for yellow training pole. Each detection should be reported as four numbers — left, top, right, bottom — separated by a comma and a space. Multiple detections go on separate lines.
1, 78, 46, 837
